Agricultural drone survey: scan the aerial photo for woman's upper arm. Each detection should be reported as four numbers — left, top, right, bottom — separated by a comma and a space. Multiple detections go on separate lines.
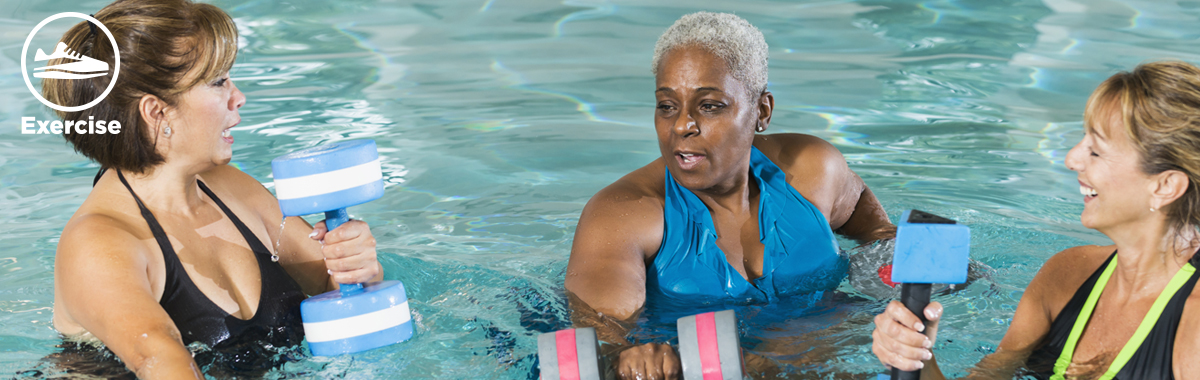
770, 134, 891, 237
564, 184, 662, 321
56, 217, 199, 377
275, 214, 331, 295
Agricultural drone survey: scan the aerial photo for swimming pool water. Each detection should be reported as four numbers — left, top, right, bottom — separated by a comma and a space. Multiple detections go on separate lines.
3, 0, 1200, 378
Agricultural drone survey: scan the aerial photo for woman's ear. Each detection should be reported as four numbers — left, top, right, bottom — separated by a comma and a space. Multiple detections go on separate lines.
1151, 170, 1190, 211
756, 91, 774, 132
138, 94, 169, 136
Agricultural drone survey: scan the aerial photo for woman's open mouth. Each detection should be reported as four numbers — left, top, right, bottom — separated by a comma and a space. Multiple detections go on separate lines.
676, 152, 705, 170
1079, 182, 1097, 202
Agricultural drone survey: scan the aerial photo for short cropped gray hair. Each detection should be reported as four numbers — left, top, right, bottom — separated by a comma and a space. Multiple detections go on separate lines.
651, 12, 769, 99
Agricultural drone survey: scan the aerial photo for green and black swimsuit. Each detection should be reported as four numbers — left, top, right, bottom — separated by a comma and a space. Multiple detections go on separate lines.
1026, 251, 1200, 380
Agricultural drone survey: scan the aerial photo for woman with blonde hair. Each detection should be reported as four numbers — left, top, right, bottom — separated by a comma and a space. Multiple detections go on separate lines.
873, 61, 1200, 379
47, 0, 383, 378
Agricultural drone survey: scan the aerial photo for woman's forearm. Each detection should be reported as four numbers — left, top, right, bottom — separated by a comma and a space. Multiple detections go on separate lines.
122, 334, 204, 380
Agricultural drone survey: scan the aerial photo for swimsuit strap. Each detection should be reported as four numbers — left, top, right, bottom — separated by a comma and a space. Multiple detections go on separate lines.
114, 170, 176, 260
1051, 253, 1197, 380
195, 180, 272, 254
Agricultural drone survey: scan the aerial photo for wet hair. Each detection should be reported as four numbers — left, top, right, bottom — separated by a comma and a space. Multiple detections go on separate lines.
651, 12, 768, 100
42, 0, 238, 174
1084, 61, 1200, 247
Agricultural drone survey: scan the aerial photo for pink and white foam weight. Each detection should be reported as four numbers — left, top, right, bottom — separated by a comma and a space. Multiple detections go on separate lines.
537, 327, 601, 380
677, 310, 743, 380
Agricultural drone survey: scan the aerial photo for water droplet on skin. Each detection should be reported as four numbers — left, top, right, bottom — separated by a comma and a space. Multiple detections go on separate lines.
272, 217, 287, 262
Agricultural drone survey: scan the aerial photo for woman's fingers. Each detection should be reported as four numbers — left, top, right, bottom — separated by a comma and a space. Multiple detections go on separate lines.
880, 301, 932, 348
617, 343, 679, 380
872, 300, 936, 371
923, 301, 943, 341
659, 345, 681, 379
313, 219, 380, 284
309, 220, 327, 241
618, 345, 647, 380
872, 325, 927, 371
319, 220, 376, 260
327, 264, 380, 284
319, 220, 368, 245
886, 300, 925, 332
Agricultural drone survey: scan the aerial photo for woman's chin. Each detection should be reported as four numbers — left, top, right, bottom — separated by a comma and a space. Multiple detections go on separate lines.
667, 166, 709, 189
1078, 210, 1105, 231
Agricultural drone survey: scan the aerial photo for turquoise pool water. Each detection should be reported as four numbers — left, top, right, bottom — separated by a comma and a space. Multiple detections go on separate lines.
3, 0, 1200, 378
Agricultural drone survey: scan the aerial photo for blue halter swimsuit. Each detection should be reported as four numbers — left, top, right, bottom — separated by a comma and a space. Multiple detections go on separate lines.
647, 147, 847, 306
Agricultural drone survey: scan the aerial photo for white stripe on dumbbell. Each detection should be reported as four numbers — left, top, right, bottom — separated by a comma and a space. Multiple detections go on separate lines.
303, 301, 410, 343
274, 159, 383, 200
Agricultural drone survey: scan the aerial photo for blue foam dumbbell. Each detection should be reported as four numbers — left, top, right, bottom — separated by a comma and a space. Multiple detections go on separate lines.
889, 209, 969, 380
271, 139, 413, 356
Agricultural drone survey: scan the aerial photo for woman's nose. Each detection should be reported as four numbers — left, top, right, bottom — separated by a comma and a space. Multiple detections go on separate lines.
1065, 139, 1084, 172
673, 112, 698, 137
230, 82, 246, 110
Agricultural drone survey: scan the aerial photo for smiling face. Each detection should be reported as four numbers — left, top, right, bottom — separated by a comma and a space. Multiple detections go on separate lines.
1065, 102, 1156, 232
654, 45, 766, 192
166, 70, 245, 168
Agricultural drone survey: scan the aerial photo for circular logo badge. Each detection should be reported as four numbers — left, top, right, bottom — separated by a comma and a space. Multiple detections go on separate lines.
21, 12, 121, 113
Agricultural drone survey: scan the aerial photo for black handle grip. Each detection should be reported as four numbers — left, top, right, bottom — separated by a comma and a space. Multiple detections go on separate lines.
890, 283, 931, 380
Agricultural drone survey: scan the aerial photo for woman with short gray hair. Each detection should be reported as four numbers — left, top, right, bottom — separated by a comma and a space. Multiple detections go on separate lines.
566, 12, 894, 379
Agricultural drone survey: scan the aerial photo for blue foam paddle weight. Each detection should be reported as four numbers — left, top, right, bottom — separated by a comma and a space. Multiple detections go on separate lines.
889, 210, 969, 380
272, 139, 413, 356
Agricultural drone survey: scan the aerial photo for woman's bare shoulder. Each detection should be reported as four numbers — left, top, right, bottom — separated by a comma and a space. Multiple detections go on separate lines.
198, 164, 280, 217
1038, 244, 1113, 279
55, 192, 157, 330
587, 158, 667, 213
63, 176, 154, 253
198, 164, 272, 197
575, 159, 667, 254
753, 133, 843, 167
1027, 244, 1114, 315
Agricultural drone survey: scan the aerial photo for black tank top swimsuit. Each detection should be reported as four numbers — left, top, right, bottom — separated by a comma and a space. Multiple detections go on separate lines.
33, 169, 308, 378
105, 168, 307, 349
1026, 250, 1200, 379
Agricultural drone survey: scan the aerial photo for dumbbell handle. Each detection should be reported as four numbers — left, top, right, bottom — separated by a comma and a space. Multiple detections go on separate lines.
325, 208, 365, 296
891, 283, 931, 380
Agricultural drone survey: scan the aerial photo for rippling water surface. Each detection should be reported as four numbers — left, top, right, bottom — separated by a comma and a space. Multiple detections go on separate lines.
3, 0, 1200, 378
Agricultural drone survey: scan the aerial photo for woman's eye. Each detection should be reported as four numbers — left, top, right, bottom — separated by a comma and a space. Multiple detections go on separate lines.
213, 77, 229, 87
1089, 150, 1099, 157
657, 103, 674, 112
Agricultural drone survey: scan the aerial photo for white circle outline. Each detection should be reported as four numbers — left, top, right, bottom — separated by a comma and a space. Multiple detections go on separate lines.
21, 12, 121, 113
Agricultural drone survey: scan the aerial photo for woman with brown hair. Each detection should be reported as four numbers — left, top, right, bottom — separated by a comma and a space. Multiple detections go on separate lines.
872, 61, 1200, 379
47, 0, 383, 378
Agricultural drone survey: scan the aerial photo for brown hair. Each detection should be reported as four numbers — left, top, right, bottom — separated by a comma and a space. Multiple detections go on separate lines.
1084, 61, 1200, 240
42, 0, 238, 173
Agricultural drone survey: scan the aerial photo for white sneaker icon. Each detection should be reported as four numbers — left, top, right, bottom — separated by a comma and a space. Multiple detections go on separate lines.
33, 42, 109, 79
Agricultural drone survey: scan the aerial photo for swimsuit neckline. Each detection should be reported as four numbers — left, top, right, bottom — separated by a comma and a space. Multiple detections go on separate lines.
1051, 251, 1197, 379
115, 169, 271, 322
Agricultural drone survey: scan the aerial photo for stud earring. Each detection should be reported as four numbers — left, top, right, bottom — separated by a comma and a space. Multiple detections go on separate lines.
164, 126, 172, 136
755, 124, 764, 132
